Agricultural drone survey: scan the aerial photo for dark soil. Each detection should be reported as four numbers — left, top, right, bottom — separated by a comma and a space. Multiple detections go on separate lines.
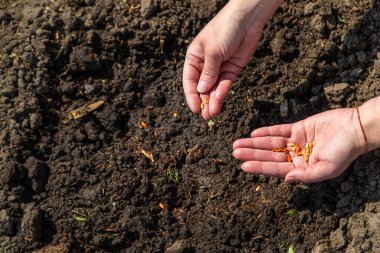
1, 0, 380, 252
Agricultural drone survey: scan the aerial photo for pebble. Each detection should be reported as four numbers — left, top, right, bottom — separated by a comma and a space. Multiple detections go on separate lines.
29, 113, 43, 130
165, 240, 184, 253
324, 83, 350, 103
140, 0, 158, 18
0, 210, 14, 236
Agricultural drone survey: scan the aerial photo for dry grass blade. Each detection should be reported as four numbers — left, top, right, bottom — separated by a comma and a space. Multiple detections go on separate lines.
69, 100, 104, 120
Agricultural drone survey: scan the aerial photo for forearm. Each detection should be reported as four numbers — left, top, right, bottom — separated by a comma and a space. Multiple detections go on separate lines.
358, 96, 380, 152
223, 0, 284, 30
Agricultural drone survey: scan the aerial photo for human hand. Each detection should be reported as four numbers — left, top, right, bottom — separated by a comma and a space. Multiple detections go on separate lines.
233, 108, 366, 183
183, 0, 283, 120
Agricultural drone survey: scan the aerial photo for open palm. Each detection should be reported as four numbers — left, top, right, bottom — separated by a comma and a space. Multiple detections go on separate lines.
233, 108, 364, 183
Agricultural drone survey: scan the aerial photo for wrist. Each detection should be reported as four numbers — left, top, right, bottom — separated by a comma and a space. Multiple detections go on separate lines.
358, 96, 380, 152
226, 0, 283, 31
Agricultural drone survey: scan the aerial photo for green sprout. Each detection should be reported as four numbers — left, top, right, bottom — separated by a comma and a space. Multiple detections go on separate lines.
337, 15, 345, 24
207, 120, 215, 129
167, 169, 179, 183
286, 208, 298, 216
73, 215, 87, 222
288, 245, 296, 253
229, 90, 235, 95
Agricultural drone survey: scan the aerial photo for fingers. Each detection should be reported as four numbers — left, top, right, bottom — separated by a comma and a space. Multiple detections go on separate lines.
241, 161, 294, 178
233, 148, 287, 162
200, 93, 212, 120
183, 53, 203, 113
251, 124, 293, 138
197, 53, 222, 93
208, 60, 242, 116
233, 137, 288, 150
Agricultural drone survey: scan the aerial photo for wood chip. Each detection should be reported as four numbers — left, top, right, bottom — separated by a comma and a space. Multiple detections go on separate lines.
68, 100, 104, 120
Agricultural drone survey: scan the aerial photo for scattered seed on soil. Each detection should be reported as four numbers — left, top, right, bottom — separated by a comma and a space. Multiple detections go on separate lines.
159, 203, 165, 209
140, 121, 148, 129
141, 149, 155, 163
255, 185, 262, 192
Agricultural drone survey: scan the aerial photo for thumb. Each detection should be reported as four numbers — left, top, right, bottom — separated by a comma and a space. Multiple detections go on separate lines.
284, 167, 308, 184
285, 162, 334, 184
197, 53, 222, 93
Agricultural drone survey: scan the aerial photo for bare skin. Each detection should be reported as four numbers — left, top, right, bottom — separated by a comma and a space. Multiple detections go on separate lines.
233, 97, 380, 183
183, 0, 283, 119
183, 0, 380, 183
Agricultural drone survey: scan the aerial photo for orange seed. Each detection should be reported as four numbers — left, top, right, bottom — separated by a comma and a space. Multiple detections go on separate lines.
140, 121, 148, 129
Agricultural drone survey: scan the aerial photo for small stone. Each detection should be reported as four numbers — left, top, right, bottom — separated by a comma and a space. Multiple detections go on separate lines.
140, 0, 158, 18
165, 240, 184, 253
311, 14, 326, 34
270, 29, 286, 55
324, 83, 350, 103
84, 84, 95, 94
0, 210, 14, 236
30, 113, 43, 130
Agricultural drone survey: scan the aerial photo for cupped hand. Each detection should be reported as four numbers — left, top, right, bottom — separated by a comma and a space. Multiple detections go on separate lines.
183, 1, 280, 120
233, 108, 365, 183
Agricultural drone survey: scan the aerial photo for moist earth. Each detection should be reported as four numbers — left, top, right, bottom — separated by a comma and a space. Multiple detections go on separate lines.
0, 0, 380, 252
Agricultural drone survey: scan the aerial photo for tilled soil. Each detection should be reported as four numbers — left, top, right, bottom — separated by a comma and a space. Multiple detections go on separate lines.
0, 0, 380, 252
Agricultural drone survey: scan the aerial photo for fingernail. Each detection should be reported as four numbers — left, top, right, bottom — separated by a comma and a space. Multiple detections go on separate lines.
197, 80, 208, 93
285, 176, 296, 183
240, 164, 247, 171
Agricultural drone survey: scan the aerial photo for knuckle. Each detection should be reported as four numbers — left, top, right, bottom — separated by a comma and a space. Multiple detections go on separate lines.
201, 69, 217, 79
